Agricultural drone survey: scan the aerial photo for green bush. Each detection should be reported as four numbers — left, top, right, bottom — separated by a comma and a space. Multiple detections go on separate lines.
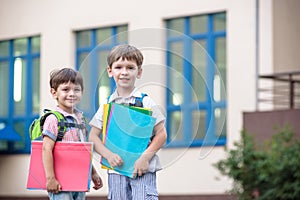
214, 127, 300, 200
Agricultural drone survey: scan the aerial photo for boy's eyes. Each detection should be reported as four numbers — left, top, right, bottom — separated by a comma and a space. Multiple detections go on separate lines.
61, 87, 81, 92
114, 66, 136, 70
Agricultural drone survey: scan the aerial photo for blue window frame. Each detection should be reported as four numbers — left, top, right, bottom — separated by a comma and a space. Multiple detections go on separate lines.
75, 25, 128, 122
0, 36, 40, 154
166, 13, 226, 147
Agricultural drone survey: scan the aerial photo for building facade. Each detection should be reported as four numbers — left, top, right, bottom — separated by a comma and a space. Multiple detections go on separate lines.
0, 0, 299, 198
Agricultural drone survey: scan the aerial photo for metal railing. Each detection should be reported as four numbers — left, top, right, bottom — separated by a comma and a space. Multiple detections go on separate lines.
258, 71, 300, 110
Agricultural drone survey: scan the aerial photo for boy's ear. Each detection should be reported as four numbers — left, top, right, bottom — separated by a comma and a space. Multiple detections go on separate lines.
137, 68, 143, 79
107, 66, 113, 77
50, 88, 57, 99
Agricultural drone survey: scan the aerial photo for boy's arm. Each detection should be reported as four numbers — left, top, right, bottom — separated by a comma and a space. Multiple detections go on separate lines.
42, 136, 61, 193
89, 126, 123, 167
133, 121, 167, 177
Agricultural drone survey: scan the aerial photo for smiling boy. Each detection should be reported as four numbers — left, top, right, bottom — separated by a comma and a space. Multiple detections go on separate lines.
89, 44, 167, 200
42, 68, 103, 199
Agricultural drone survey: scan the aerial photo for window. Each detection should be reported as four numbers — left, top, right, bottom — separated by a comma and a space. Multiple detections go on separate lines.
0, 36, 40, 153
75, 25, 128, 122
166, 13, 226, 147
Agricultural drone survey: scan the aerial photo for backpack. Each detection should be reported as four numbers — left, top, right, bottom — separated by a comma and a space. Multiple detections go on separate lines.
29, 109, 85, 141
107, 93, 147, 108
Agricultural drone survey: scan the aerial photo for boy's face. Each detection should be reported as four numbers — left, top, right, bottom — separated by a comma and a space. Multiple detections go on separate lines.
107, 57, 142, 91
51, 81, 83, 113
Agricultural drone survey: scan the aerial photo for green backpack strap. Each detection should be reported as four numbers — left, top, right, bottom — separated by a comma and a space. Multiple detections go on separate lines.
30, 109, 86, 141
40, 109, 66, 142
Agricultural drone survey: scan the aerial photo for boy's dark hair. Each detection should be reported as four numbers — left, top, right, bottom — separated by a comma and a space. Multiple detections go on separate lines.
50, 68, 84, 91
107, 44, 143, 68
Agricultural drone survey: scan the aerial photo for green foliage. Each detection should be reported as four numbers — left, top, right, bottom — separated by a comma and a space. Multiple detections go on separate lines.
214, 127, 300, 200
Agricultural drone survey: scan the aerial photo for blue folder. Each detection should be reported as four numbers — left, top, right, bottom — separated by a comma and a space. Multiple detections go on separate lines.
101, 103, 156, 178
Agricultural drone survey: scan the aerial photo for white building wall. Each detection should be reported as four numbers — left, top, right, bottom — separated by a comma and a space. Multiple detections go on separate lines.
0, 0, 259, 197
273, 0, 300, 72
258, 0, 274, 111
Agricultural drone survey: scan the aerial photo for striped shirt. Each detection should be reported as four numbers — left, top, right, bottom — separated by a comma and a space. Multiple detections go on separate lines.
42, 106, 87, 142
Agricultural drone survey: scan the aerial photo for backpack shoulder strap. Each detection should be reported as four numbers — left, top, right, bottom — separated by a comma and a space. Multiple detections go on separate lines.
40, 109, 66, 142
107, 93, 147, 107
106, 94, 112, 104
131, 93, 148, 107
40, 109, 86, 142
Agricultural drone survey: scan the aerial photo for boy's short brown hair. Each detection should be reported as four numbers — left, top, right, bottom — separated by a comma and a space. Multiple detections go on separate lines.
107, 44, 143, 68
50, 68, 84, 91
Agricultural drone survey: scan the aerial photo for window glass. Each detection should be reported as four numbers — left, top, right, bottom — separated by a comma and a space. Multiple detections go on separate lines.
0, 61, 9, 117
78, 52, 89, 68
14, 58, 26, 115
213, 13, 226, 31
0, 41, 9, 57
14, 38, 27, 56
169, 42, 183, 105
216, 38, 226, 68
117, 25, 128, 43
169, 111, 183, 142
192, 110, 206, 140
32, 58, 40, 114
97, 28, 112, 45
167, 18, 184, 37
0, 140, 8, 151
98, 51, 111, 105
78, 52, 91, 112
215, 37, 226, 101
31, 36, 40, 54
77, 31, 92, 48
13, 121, 26, 150
192, 40, 206, 102
190, 15, 207, 34
215, 108, 226, 138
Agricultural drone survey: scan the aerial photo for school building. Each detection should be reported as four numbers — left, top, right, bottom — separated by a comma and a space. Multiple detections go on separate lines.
0, 0, 299, 199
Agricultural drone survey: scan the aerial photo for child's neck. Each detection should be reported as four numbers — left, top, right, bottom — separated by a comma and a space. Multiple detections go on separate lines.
58, 105, 75, 114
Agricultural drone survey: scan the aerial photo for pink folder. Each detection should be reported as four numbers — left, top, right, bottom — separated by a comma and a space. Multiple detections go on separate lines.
27, 141, 93, 191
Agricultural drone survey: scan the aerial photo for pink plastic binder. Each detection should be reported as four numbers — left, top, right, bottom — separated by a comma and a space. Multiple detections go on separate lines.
27, 141, 93, 191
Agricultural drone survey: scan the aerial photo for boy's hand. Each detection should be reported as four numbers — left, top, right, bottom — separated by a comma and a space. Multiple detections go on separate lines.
107, 152, 123, 167
46, 177, 61, 193
133, 155, 150, 178
92, 172, 103, 190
